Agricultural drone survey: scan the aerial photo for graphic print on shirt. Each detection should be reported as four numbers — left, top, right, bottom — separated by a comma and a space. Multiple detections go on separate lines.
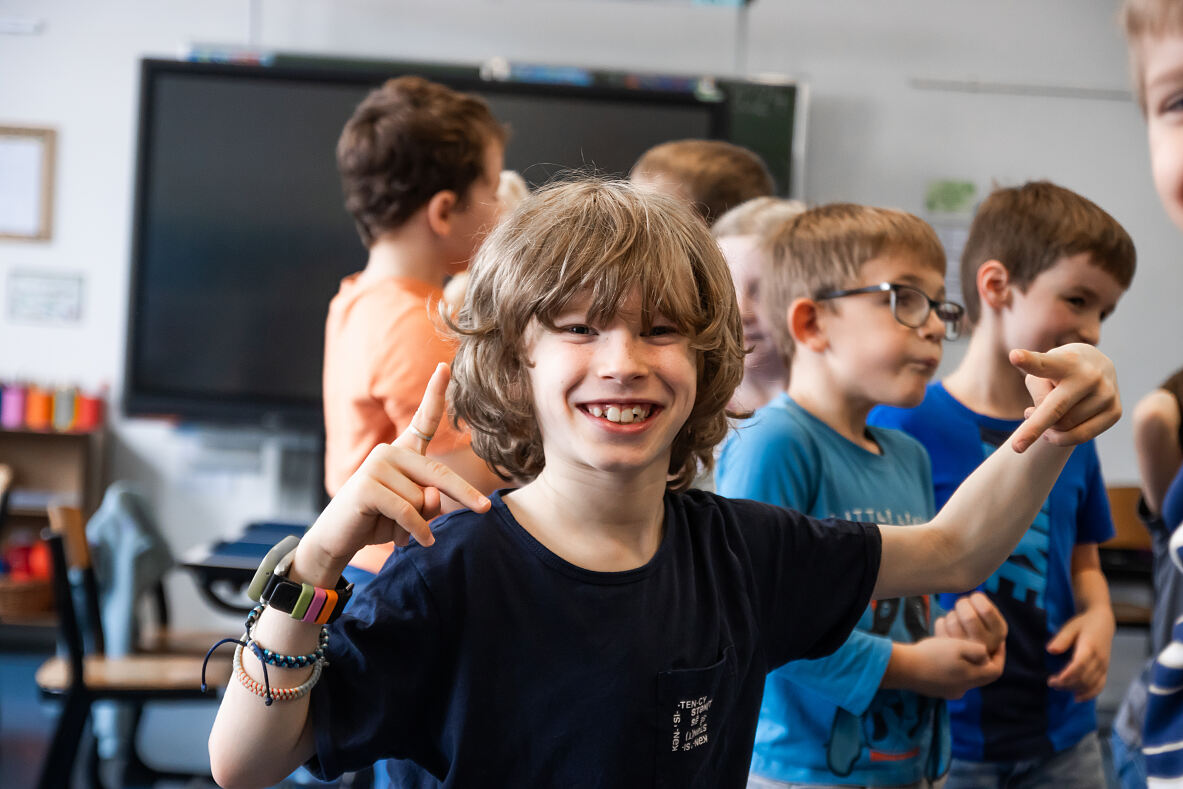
822, 505, 935, 774
828, 594, 936, 774
655, 645, 737, 788
974, 425, 1055, 760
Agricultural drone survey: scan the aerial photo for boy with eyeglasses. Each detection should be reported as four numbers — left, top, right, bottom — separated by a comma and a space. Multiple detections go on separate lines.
870, 181, 1136, 788
717, 203, 1007, 788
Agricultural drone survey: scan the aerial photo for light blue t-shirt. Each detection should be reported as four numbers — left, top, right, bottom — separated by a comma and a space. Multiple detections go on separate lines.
717, 394, 945, 785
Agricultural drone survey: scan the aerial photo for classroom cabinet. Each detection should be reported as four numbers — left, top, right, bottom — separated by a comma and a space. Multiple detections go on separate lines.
0, 428, 105, 638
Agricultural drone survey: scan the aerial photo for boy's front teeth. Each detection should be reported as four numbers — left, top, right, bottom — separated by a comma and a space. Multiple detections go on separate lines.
592, 405, 649, 423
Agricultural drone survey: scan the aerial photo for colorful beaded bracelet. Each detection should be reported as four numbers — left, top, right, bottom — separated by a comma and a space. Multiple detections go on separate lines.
243, 604, 329, 668
233, 637, 324, 703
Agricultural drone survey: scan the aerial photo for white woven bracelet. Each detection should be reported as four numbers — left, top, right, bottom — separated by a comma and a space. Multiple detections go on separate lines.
233, 634, 324, 703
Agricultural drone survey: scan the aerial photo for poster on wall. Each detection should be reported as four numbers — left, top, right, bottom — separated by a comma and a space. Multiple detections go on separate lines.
0, 126, 56, 241
7, 270, 83, 324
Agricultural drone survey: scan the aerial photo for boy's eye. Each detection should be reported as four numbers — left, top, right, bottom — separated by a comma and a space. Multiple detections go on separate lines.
563, 324, 594, 335
645, 325, 680, 337
1164, 93, 1183, 115
1065, 296, 1086, 309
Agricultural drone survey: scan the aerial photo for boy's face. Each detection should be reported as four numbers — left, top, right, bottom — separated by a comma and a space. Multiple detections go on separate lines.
1001, 253, 1125, 353
447, 140, 505, 273
717, 235, 785, 382
1142, 33, 1183, 231
819, 253, 946, 410
522, 288, 697, 480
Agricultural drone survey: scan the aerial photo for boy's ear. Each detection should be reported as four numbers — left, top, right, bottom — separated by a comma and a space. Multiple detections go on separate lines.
787, 297, 827, 352
425, 190, 460, 237
977, 260, 1012, 311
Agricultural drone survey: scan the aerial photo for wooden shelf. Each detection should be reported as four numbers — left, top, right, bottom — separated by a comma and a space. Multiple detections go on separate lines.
0, 428, 106, 633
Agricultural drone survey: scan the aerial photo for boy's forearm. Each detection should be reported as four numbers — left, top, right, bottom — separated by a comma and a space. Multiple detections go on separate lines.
209, 555, 331, 787
880, 642, 924, 692
876, 436, 1072, 599
1072, 560, 1113, 619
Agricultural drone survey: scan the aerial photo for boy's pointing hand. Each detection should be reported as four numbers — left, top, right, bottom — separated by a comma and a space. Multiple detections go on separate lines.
1007, 343, 1120, 453
306, 364, 492, 570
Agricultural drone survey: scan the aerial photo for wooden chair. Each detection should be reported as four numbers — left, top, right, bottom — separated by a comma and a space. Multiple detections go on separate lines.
1101, 485, 1154, 628
0, 463, 12, 516
34, 505, 230, 788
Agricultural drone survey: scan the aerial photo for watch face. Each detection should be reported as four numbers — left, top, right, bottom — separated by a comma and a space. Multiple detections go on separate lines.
265, 576, 304, 613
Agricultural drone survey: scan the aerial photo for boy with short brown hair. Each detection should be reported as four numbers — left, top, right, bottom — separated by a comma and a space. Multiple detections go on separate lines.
324, 76, 506, 530
870, 180, 1136, 787
630, 138, 775, 224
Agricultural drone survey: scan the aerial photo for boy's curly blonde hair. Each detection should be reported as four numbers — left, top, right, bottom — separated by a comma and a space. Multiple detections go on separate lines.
449, 179, 745, 491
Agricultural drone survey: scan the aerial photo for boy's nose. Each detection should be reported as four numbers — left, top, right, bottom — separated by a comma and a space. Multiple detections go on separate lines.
1077, 318, 1101, 347
919, 307, 945, 341
597, 333, 648, 381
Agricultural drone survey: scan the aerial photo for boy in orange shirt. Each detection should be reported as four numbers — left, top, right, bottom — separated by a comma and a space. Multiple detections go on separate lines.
324, 77, 506, 568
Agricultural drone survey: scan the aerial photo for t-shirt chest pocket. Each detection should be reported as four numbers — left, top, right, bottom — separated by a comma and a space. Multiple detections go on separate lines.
654, 645, 737, 788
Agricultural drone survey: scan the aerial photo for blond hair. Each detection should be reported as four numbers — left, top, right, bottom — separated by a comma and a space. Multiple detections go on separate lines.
711, 196, 807, 240
1121, 0, 1183, 112
631, 139, 775, 225
762, 204, 946, 369
449, 179, 745, 490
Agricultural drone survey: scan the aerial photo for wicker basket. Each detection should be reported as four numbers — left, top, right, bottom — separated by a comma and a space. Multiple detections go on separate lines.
0, 575, 53, 619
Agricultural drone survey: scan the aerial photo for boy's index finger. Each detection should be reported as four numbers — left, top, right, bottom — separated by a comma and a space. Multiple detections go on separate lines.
1011, 388, 1073, 452
399, 452, 492, 514
1007, 347, 1077, 451
1008, 347, 1050, 377
394, 363, 451, 455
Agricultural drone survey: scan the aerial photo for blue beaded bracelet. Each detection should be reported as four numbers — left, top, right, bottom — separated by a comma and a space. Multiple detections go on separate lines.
243, 603, 329, 669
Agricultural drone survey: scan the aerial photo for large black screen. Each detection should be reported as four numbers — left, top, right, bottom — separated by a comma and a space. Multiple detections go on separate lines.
124, 57, 798, 427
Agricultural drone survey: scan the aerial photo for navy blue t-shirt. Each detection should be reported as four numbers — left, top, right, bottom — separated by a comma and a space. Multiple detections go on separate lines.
871, 383, 1113, 761
308, 489, 881, 787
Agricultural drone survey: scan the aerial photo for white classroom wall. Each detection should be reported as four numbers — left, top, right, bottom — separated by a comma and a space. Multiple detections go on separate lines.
1, 0, 1178, 629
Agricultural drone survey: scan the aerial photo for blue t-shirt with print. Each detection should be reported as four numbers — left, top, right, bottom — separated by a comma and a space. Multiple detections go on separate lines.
717, 394, 947, 786
307, 488, 881, 788
870, 382, 1114, 762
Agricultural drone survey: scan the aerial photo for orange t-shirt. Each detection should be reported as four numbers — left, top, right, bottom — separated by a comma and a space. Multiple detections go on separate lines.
323, 274, 469, 497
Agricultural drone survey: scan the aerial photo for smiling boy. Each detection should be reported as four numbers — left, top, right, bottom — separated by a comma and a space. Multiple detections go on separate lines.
1117, 4, 1183, 784
210, 180, 1122, 789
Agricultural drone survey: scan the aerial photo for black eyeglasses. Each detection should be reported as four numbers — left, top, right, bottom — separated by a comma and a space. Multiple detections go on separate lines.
815, 282, 966, 341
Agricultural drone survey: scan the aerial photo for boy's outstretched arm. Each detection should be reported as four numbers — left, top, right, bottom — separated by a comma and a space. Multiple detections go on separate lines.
873, 344, 1120, 600
209, 364, 490, 789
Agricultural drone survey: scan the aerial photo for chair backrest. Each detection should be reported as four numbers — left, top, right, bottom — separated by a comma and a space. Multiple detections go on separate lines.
0, 463, 12, 523
1103, 486, 1151, 552
47, 504, 105, 655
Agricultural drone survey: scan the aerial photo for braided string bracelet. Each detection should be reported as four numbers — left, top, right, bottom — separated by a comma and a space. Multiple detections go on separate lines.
201, 604, 329, 705
233, 637, 324, 703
